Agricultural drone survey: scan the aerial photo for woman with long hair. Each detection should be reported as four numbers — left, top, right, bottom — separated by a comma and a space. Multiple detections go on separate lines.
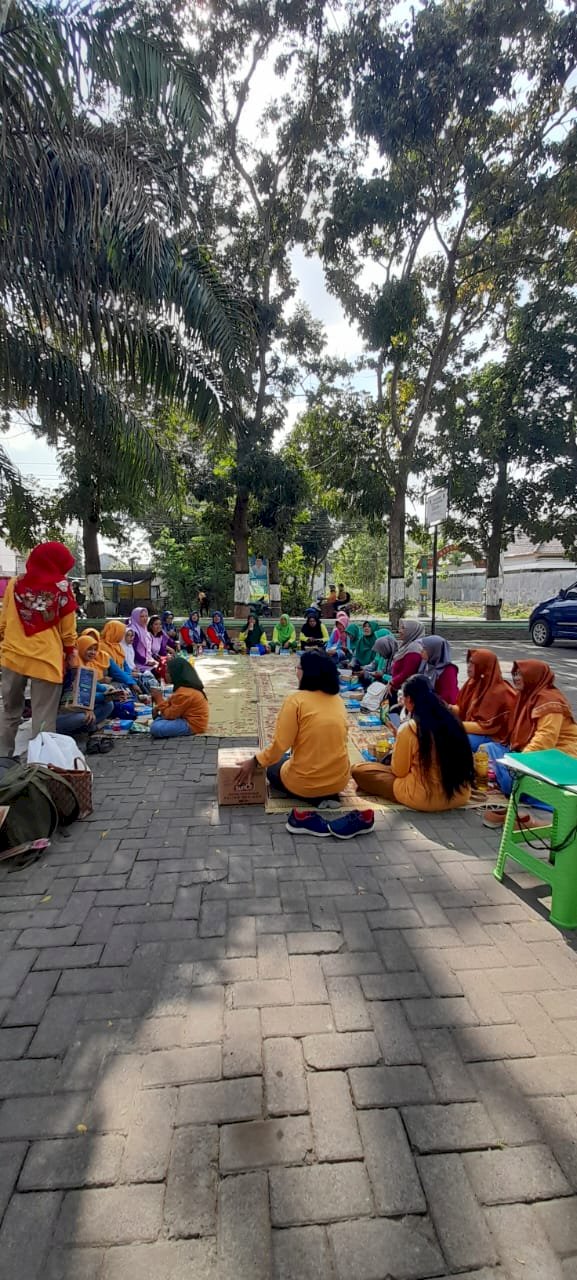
235, 648, 350, 805
454, 649, 516, 750
0, 540, 78, 754
352, 674, 474, 811
482, 660, 577, 827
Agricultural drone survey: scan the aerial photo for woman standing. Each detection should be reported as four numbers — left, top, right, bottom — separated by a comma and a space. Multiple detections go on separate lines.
352, 674, 474, 812
0, 541, 78, 755
419, 635, 459, 703
235, 649, 350, 805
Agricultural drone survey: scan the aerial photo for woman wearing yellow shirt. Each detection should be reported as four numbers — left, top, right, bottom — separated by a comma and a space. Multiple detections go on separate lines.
0, 541, 78, 755
235, 649, 350, 804
352, 674, 474, 812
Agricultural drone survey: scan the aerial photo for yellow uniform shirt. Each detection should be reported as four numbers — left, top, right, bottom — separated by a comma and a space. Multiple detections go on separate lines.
256, 689, 350, 798
0, 577, 77, 684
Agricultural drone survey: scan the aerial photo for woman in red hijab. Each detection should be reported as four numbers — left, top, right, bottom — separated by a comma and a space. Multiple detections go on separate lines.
454, 648, 517, 750
483, 659, 577, 827
0, 541, 78, 755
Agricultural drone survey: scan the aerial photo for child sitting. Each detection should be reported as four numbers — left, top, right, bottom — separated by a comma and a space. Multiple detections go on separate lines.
149, 656, 210, 738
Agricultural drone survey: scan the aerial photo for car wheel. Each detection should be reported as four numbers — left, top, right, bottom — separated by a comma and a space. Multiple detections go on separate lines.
531, 619, 553, 647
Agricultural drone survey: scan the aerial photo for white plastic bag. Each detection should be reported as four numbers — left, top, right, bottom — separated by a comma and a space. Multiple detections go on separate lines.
28, 731, 87, 771
360, 681, 388, 713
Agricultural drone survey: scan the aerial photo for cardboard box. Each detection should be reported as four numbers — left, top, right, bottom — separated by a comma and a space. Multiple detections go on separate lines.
217, 747, 266, 807
60, 666, 97, 712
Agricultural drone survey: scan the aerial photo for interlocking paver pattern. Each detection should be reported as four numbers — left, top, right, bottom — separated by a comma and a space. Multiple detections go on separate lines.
0, 649, 577, 1279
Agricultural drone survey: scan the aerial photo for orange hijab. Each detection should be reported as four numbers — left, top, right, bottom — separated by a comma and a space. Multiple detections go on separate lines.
509, 660, 575, 752
457, 649, 517, 743
100, 621, 127, 669
77, 633, 108, 677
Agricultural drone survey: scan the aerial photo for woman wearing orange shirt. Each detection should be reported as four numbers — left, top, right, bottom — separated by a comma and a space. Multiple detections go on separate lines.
150, 656, 209, 738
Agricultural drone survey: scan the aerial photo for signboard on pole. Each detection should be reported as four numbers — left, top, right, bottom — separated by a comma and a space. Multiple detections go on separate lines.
425, 487, 449, 528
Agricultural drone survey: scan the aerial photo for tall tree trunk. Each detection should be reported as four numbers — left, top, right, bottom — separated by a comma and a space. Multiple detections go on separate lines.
388, 484, 406, 630
83, 514, 104, 617
269, 539, 281, 617
232, 490, 250, 618
309, 559, 318, 598
485, 456, 508, 621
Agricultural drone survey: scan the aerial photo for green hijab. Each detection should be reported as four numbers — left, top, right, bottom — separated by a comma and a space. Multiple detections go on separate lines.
275, 613, 295, 643
167, 655, 207, 699
355, 620, 379, 667
346, 622, 361, 648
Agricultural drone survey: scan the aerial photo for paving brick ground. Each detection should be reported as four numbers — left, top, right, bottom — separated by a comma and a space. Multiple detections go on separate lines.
1, 658, 577, 1278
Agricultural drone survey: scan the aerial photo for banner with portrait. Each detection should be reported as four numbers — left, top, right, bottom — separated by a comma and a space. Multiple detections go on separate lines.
249, 554, 269, 602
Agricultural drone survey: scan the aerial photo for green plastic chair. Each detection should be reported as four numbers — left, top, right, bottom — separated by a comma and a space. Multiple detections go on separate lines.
494, 773, 577, 929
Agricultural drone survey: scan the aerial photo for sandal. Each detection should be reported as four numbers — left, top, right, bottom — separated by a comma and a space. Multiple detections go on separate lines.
86, 737, 114, 755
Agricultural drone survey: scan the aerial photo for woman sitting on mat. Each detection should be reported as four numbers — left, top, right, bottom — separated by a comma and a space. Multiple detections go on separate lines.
386, 619, 425, 702
419, 635, 459, 703
327, 611, 351, 664
352, 674, 474, 812
99, 621, 139, 690
150, 655, 209, 738
180, 610, 207, 654
234, 648, 350, 806
239, 612, 270, 654
56, 634, 116, 738
161, 610, 179, 646
148, 614, 175, 680
363, 634, 398, 684
206, 610, 234, 650
130, 607, 160, 679
482, 660, 577, 828
351, 620, 378, 672
300, 606, 329, 650
453, 649, 516, 752
272, 613, 297, 653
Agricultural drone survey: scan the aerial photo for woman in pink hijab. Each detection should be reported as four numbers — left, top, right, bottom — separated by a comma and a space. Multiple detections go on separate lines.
327, 611, 351, 665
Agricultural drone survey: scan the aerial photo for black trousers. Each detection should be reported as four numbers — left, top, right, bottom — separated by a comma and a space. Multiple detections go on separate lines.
266, 754, 340, 806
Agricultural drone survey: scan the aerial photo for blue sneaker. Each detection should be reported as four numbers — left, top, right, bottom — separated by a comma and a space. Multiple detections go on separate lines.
285, 810, 331, 837
326, 809, 375, 840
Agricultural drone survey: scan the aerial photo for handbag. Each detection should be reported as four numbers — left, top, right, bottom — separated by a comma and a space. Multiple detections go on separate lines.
47, 757, 93, 819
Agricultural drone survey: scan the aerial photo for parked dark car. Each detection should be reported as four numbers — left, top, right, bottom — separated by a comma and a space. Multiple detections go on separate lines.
529, 582, 577, 646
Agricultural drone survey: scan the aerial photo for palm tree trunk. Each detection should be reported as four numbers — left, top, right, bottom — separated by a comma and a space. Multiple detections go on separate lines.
83, 515, 105, 617
232, 490, 250, 619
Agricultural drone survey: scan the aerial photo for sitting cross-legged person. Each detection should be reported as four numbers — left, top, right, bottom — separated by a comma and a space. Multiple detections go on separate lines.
149, 655, 209, 738
352, 674, 474, 812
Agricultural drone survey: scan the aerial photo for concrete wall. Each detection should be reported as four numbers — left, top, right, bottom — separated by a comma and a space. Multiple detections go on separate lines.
416, 566, 577, 608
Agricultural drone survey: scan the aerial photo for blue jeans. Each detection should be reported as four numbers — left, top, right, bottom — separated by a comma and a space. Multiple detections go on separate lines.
56, 700, 114, 736
480, 740, 514, 797
150, 717, 191, 738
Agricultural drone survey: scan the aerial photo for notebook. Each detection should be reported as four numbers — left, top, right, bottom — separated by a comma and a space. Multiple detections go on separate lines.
499, 750, 577, 792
